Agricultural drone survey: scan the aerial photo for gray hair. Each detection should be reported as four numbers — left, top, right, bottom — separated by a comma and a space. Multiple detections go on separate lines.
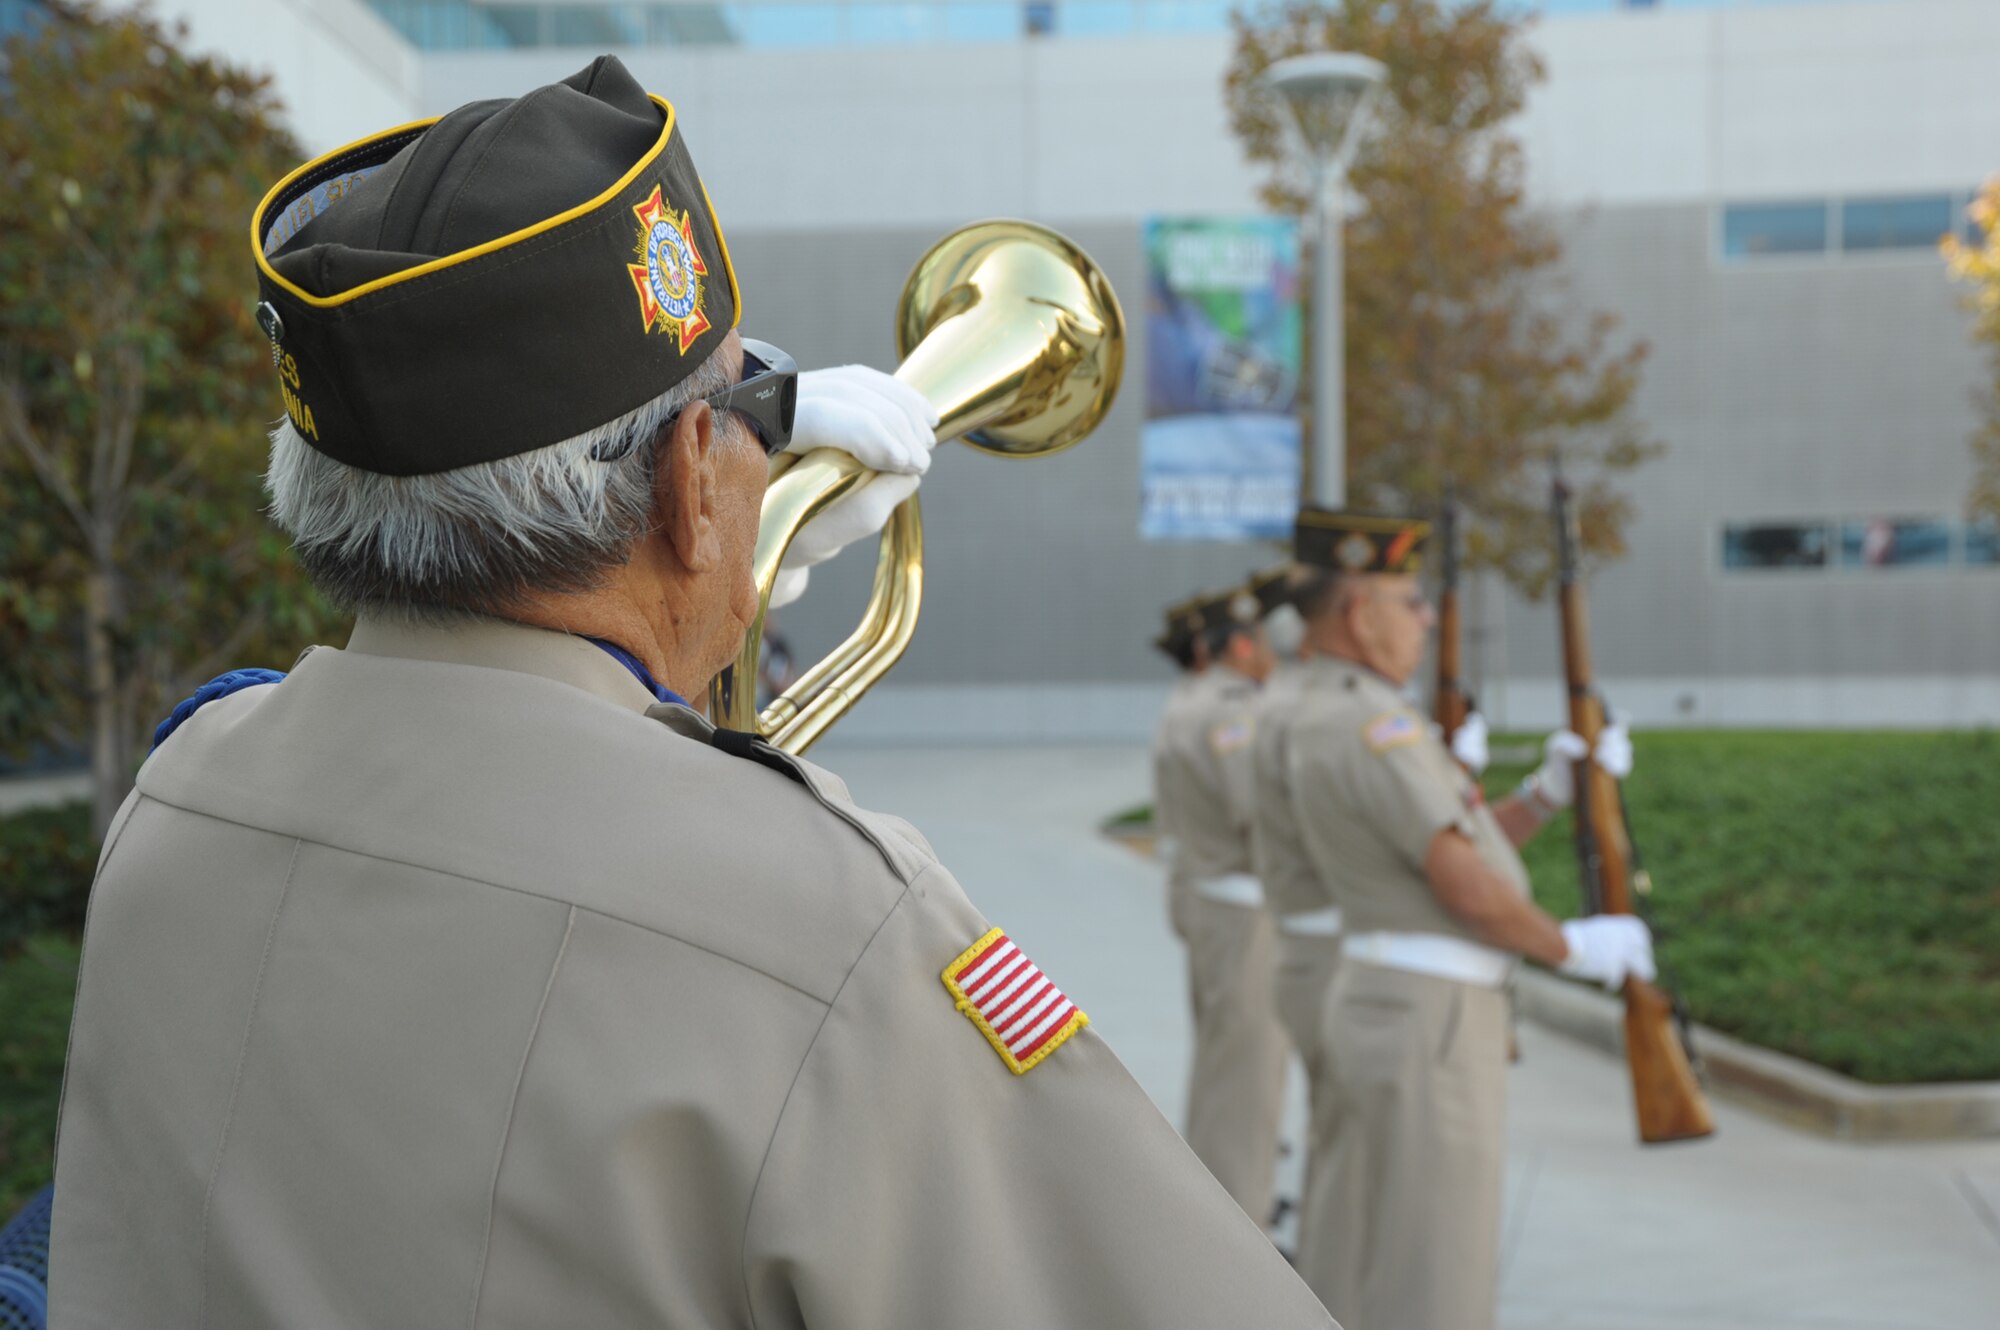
1293, 566, 1363, 620
266, 348, 736, 617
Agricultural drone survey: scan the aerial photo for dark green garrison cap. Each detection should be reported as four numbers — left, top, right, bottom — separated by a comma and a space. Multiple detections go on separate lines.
1294, 506, 1430, 575
250, 55, 740, 476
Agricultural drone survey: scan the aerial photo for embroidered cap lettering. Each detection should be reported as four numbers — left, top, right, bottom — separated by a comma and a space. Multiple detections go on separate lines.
942, 928, 1088, 1075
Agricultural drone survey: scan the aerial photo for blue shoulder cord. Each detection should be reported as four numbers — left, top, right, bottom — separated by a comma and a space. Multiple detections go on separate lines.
152, 639, 687, 754
150, 668, 288, 751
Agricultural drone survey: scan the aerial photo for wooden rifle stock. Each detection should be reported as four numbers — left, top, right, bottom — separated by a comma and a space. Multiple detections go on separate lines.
1434, 489, 1473, 742
1553, 480, 1714, 1145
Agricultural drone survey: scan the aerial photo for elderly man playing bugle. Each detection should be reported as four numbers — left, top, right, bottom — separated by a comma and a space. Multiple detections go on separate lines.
47, 58, 1333, 1329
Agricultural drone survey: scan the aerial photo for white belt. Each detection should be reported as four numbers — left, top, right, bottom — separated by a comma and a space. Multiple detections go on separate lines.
1278, 906, 1343, 937
1341, 931, 1512, 988
1192, 872, 1264, 908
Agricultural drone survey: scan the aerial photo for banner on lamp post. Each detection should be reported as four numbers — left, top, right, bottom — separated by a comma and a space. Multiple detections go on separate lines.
1140, 215, 1302, 541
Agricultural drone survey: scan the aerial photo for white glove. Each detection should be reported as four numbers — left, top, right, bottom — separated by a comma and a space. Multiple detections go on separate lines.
768, 565, 812, 610
1449, 711, 1490, 774
1558, 915, 1657, 991
785, 365, 939, 475
1527, 730, 1589, 810
1594, 712, 1634, 779
1526, 718, 1632, 810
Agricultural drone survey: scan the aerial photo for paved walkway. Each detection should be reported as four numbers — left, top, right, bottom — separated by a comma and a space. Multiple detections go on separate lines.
818, 740, 2000, 1330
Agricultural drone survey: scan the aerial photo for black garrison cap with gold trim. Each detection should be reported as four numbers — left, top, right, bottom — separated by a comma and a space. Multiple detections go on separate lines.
250, 55, 740, 476
1294, 506, 1431, 575
1246, 564, 1295, 618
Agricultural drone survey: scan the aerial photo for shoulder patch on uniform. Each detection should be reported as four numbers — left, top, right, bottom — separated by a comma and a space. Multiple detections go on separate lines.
1364, 710, 1423, 754
941, 927, 1088, 1075
1209, 718, 1253, 755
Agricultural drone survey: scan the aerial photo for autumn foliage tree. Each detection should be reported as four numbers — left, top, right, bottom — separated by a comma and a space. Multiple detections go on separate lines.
1226, 0, 1658, 588
0, 3, 337, 835
1941, 179, 2000, 524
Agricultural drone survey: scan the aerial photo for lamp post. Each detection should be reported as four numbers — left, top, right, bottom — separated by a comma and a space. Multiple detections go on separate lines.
1262, 51, 1386, 508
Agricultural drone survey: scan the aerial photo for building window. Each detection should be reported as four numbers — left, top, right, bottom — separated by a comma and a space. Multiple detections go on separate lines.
1969, 519, 2000, 567
1839, 518, 1953, 568
1722, 202, 1828, 259
1841, 195, 1956, 252
1723, 522, 1830, 569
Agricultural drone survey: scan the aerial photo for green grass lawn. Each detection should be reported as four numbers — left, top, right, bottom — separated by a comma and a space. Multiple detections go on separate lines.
1114, 729, 2000, 1085
1485, 730, 2000, 1085
0, 934, 78, 1216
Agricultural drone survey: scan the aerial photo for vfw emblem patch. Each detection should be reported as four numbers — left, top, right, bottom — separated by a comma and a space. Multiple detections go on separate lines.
627, 183, 712, 353
942, 928, 1088, 1075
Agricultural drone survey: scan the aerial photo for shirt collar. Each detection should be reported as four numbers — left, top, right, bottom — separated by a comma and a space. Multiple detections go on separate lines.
584, 637, 691, 709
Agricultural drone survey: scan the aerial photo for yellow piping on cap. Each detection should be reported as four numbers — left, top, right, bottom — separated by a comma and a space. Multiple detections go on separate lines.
1296, 510, 1433, 536
251, 94, 682, 311
699, 177, 743, 331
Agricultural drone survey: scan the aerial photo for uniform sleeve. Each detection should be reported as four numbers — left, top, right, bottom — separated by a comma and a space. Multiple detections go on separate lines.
1294, 708, 1471, 873
1206, 706, 1260, 834
742, 865, 1335, 1330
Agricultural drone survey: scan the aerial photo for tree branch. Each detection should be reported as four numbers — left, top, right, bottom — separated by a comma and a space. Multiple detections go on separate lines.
0, 374, 94, 539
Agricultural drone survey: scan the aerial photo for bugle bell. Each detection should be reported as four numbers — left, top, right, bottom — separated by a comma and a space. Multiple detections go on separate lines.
708, 219, 1125, 754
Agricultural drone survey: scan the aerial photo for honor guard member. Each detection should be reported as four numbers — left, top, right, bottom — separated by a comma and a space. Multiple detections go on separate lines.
1151, 588, 1289, 1221
1282, 508, 1653, 1330
1150, 597, 1209, 941
1244, 563, 1347, 1266
48, 59, 1335, 1330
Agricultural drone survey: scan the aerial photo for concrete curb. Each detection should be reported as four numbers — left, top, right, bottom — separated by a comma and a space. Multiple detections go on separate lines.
1514, 968, 2000, 1141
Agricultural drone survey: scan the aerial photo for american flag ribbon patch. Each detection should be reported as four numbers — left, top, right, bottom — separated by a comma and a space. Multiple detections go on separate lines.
1365, 710, 1422, 753
941, 928, 1088, 1075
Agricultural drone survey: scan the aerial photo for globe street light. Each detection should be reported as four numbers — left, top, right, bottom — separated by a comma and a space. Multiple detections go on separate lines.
1263, 51, 1387, 507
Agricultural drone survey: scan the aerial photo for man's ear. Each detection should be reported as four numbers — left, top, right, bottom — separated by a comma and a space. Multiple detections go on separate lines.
657, 400, 722, 574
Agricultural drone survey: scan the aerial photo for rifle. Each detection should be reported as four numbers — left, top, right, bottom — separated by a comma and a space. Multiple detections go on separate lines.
1434, 485, 1474, 744
1552, 475, 1715, 1145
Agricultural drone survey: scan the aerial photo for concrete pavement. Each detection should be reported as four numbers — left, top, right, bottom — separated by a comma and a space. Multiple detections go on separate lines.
817, 740, 2000, 1330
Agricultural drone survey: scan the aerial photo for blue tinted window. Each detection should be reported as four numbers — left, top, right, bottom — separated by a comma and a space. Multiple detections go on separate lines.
551, 4, 642, 46
1142, 1, 1231, 33
1723, 523, 1828, 569
1061, 2, 1140, 36
1722, 203, 1828, 259
845, 4, 939, 43
1968, 520, 1999, 567
724, 4, 842, 45
1841, 195, 1954, 251
1840, 518, 1952, 568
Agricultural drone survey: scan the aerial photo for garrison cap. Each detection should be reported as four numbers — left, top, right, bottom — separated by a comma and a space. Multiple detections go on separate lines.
1245, 564, 1296, 618
1153, 598, 1206, 667
250, 55, 740, 476
1294, 506, 1430, 575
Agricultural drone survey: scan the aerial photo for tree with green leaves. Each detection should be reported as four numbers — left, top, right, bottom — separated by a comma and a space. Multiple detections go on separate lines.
1941, 179, 2000, 525
0, 2, 337, 835
1225, 0, 1658, 589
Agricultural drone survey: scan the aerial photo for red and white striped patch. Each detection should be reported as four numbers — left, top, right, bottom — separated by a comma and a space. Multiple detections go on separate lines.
941, 928, 1088, 1075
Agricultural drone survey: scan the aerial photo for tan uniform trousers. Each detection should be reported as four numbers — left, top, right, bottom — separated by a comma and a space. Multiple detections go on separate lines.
1272, 932, 1342, 1266
1306, 958, 1509, 1330
1180, 893, 1288, 1220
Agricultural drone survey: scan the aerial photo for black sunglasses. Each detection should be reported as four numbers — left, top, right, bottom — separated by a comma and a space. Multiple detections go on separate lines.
594, 337, 798, 461
692, 337, 797, 457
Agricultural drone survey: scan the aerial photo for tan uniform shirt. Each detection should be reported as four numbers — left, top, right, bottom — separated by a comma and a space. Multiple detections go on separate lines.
1286, 657, 1529, 939
50, 617, 1332, 1329
1249, 660, 1333, 920
1155, 668, 1261, 891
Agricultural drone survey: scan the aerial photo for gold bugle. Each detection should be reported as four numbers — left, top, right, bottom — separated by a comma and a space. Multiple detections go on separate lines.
709, 219, 1125, 754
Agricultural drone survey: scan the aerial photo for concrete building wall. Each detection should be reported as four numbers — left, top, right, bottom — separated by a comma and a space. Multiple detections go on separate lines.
132, 0, 421, 153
